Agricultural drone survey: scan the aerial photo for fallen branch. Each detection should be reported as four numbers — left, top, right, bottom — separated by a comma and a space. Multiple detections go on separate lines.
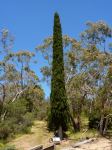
30, 145, 43, 150
72, 138, 96, 148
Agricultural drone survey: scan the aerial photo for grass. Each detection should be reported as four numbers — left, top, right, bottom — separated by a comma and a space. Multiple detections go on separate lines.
66, 129, 99, 141
66, 115, 100, 141
4, 116, 101, 150
8, 121, 53, 150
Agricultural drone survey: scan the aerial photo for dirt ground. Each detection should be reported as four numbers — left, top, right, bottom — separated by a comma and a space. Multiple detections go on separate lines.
60, 138, 112, 150
74, 138, 112, 150
9, 121, 112, 150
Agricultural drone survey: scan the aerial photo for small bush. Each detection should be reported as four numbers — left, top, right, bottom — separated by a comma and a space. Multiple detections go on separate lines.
89, 111, 100, 129
0, 123, 12, 140
0, 143, 4, 148
20, 112, 34, 133
0, 145, 16, 150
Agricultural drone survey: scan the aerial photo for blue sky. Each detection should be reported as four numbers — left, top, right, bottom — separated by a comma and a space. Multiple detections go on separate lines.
0, 0, 112, 97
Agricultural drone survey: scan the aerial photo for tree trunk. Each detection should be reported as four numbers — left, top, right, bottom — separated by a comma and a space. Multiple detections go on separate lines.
58, 126, 63, 140
99, 114, 104, 135
70, 114, 77, 132
103, 116, 109, 135
76, 115, 80, 131
21, 62, 24, 89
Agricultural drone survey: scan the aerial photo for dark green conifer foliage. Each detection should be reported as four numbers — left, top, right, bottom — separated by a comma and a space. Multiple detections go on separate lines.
49, 12, 69, 131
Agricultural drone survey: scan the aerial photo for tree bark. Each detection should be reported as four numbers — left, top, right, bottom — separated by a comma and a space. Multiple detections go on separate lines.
76, 115, 80, 131
58, 126, 63, 140
69, 113, 80, 132
103, 116, 109, 135
99, 114, 104, 135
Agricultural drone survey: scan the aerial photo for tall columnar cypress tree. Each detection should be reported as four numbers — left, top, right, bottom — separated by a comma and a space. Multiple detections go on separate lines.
49, 12, 69, 136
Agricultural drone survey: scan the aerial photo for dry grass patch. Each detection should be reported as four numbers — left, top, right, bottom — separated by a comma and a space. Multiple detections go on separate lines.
9, 121, 53, 150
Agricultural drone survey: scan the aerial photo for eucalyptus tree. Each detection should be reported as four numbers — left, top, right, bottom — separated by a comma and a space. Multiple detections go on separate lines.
0, 29, 15, 119
0, 29, 43, 122
81, 21, 112, 52
81, 21, 112, 135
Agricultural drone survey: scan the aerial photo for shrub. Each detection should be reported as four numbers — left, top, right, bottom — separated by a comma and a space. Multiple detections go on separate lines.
20, 112, 34, 133
89, 110, 100, 129
0, 143, 4, 148
0, 123, 12, 140
0, 100, 34, 140
0, 145, 16, 150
